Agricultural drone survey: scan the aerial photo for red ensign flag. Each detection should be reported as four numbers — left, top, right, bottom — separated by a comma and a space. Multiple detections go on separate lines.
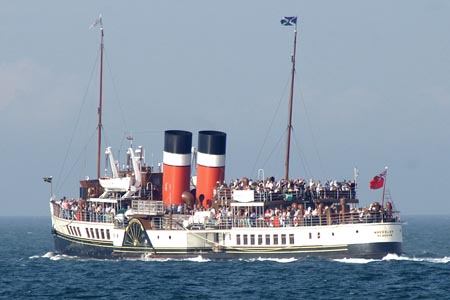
369, 170, 387, 189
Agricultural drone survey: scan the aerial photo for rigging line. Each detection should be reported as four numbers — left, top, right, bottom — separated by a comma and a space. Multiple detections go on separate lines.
118, 131, 128, 157
260, 130, 287, 172
385, 189, 396, 210
291, 126, 312, 179
116, 132, 129, 171
55, 50, 100, 193
297, 84, 326, 179
129, 130, 161, 134
104, 48, 129, 134
250, 72, 291, 177
102, 127, 112, 155
56, 128, 98, 195
116, 131, 134, 170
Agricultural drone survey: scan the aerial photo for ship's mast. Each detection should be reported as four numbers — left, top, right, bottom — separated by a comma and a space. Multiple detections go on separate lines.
284, 20, 298, 180
96, 18, 104, 179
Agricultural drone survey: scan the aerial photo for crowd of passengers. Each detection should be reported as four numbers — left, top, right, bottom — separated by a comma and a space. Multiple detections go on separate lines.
54, 195, 395, 225
215, 177, 357, 199
171, 201, 395, 227
53, 173, 394, 225
54, 197, 117, 222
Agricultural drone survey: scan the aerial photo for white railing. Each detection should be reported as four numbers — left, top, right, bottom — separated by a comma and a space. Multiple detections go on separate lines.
131, 200, 164, 215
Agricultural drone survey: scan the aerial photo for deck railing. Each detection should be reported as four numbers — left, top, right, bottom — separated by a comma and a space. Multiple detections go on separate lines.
52, 201, 399, 230
149, 211, 400, 230
215, 188, 357, 203
51, 201, 116, 224
131, 200, 164, 215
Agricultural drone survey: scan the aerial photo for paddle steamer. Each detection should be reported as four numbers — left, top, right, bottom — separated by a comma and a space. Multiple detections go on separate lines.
49, 16, 402, 259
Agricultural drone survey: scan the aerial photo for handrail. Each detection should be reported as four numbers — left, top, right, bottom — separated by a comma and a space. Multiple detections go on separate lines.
131, 200, 164, 215
214, 188, 358, 203
51, 201, 399, 230
51, 201, 115, 224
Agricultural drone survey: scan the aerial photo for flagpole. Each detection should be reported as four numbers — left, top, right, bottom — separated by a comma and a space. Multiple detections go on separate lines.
44, 177, 53, 200
381, 166, 388, 221
97, 20, 104, 179
284, 18, 298, 180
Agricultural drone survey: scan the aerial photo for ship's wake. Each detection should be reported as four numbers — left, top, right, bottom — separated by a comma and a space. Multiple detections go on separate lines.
29, 252, 110, 262
334, 253, 450, 264
29, 252, 76, 261
243, 257, 298, 263
30, 252, 450, 264
137, 255, 211, 263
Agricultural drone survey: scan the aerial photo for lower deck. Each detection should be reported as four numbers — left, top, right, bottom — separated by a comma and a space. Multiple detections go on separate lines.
51, 213, 403, 260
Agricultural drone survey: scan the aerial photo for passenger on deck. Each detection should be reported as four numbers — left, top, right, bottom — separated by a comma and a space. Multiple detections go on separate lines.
71, 202, 79, 220
96, 204, 103, 222
304, 206, 312, 217
87, 204, 94, 221
220, 180, 228, 189
124, 205, 133, 218
221, 206, 228, 218
177, 204, 183, 214
210, 206, 216, 218
264, 209, 271, 226
250, 210, 257, 226
61, 198, 70, 219
316, 181, 323, 199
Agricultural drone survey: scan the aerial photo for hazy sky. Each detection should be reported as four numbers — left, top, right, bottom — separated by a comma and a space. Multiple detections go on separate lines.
1, 1, 450, 216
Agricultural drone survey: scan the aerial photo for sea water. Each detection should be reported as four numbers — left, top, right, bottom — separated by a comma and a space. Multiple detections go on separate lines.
1, 215, 449, 299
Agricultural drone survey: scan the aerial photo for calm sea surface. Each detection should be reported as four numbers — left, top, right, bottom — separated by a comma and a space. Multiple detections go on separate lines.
0, 215, 449, 300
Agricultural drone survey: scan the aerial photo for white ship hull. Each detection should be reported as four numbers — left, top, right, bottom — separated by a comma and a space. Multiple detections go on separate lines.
50, 204, 402, 259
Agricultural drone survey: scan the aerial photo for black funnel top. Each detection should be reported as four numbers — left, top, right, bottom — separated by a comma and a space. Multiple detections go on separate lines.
198, 130, 226, 155
164, 130, 192, 154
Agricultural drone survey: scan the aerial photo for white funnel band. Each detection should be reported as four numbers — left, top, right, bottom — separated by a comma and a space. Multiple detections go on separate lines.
197, 152, 225, 167
163, 151, 191, 167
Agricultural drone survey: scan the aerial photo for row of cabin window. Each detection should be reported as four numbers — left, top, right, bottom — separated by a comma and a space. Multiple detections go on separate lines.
236, 233, 295, 246
68, 226, 111, 240
236, 232, 322, 246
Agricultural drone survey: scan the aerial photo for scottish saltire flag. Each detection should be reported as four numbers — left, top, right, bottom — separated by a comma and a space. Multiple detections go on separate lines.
89, 14, 103, 29
280, 16, 297, 26
43, 177, 52, 183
